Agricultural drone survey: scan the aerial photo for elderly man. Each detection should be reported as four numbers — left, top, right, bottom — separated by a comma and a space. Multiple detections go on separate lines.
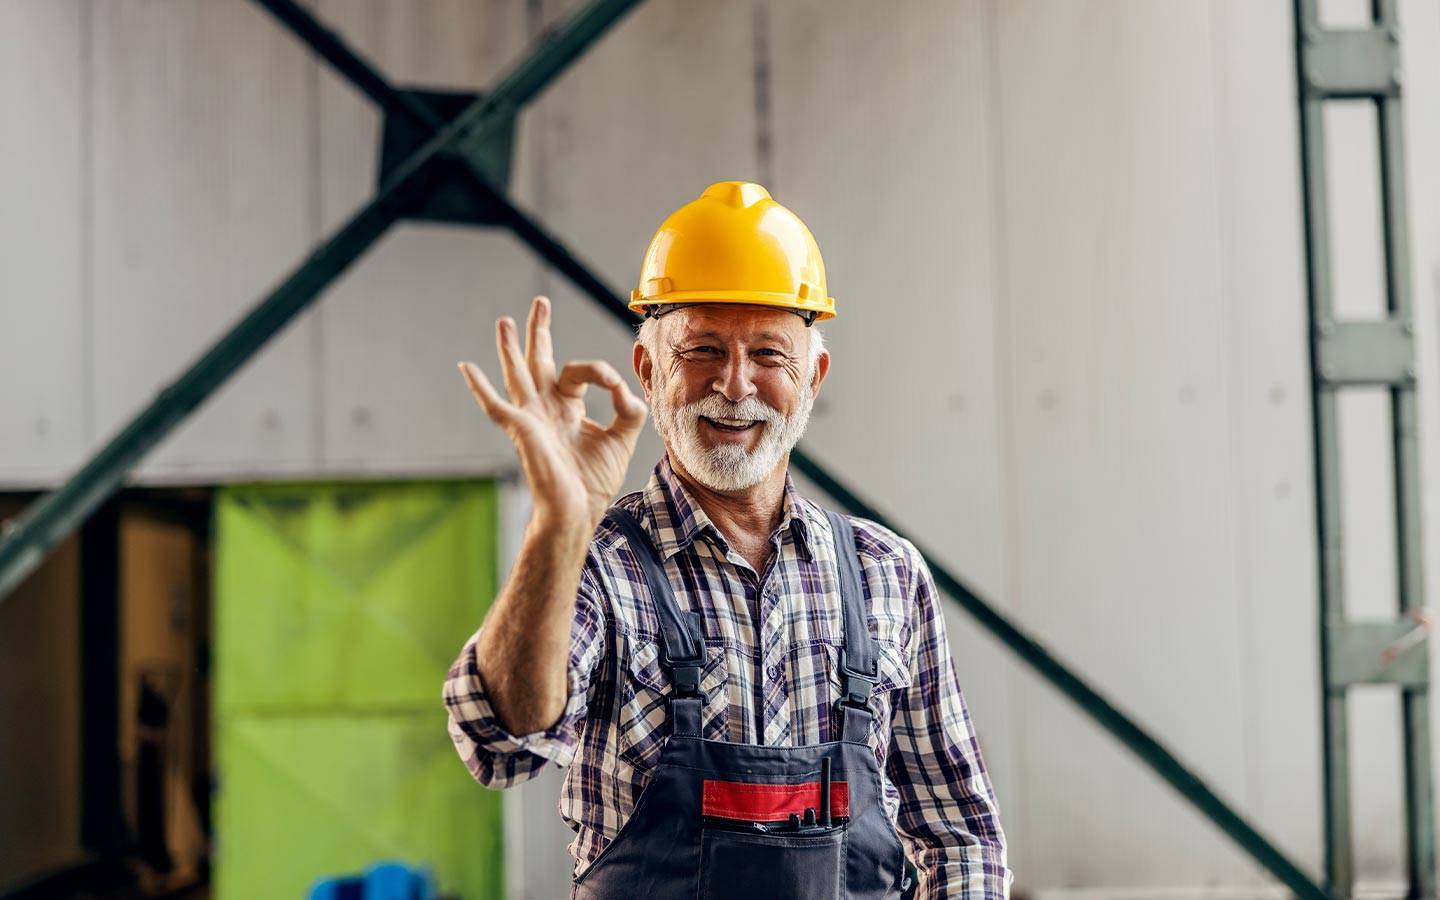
446, 182, 1011, 899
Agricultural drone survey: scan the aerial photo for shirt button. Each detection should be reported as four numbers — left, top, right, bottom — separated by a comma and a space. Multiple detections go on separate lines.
767, 664, 782, 679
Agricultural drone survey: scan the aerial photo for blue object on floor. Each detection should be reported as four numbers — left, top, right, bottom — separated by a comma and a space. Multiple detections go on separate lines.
307, 861, 438, 900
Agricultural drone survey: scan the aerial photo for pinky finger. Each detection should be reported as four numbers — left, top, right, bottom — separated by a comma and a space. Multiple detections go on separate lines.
459, 361, 520, 426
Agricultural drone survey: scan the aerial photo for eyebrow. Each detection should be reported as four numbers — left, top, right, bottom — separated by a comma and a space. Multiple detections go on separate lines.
678, 329, 794, 346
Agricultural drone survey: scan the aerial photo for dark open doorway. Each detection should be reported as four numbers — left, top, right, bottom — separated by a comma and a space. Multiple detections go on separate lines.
1, 488, 214, 900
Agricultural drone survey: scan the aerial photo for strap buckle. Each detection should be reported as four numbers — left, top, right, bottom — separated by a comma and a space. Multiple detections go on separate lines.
661, 610, 707, 700
670, 660, 705, 700
836, 675, 874, 711
835, 661, 875, 713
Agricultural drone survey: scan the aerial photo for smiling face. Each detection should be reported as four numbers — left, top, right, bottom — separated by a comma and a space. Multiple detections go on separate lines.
634, 304, 830, 492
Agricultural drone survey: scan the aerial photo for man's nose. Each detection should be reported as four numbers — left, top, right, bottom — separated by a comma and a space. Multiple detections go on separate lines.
712, 355, 758, 403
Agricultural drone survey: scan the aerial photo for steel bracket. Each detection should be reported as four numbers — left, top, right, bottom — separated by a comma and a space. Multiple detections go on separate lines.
1315, 318, 1415, 385
1326, 620, 1430, 688
1302, 27, 1401, 98
378, 88, 517, 225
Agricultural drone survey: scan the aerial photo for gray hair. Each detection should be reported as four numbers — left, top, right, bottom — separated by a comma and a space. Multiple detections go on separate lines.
635, 314, 826, 381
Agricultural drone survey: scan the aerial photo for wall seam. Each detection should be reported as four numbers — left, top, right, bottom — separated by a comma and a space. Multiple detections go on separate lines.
306, 4, 326, 471
528, 0, 550, 304
80, 0, 95, 450
980, 0, 1028, 870
751, 0, 774, 189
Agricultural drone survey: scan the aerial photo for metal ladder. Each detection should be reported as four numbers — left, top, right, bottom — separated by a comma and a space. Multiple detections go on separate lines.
1294, 0, 1435, 894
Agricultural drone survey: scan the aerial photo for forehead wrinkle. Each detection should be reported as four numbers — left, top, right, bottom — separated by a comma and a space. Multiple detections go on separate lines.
674, 326, 797, 350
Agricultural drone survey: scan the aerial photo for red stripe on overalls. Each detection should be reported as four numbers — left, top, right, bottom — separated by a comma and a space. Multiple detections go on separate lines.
701, 779, 851, 821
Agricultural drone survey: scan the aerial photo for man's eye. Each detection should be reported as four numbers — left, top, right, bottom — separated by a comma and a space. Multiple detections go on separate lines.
688, 346, 721, 356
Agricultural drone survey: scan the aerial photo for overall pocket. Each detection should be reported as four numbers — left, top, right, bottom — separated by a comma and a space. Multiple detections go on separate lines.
697, 825, 844, 900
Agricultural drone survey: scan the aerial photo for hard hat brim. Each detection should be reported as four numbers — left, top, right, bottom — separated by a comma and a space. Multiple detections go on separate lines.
628, 290, 836, 321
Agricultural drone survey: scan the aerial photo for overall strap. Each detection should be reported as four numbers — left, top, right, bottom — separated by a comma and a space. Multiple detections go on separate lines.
607, 506, 705, 737
825, 509, 879, 743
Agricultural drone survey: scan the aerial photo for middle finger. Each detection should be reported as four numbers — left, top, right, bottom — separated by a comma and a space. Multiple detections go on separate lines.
525, 295, 557, 390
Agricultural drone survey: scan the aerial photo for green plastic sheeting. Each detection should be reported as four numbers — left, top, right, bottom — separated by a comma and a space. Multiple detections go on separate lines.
214, 480, 503, 900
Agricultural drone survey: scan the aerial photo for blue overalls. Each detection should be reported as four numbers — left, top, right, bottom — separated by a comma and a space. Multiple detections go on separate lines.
572, 506, 911, 899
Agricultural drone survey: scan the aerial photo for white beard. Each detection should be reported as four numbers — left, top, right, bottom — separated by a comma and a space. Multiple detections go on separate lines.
650, 375, 814, 492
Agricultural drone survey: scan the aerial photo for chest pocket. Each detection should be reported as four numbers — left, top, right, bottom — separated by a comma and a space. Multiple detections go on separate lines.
616, 633, 728, 771
824, 638, 912, 751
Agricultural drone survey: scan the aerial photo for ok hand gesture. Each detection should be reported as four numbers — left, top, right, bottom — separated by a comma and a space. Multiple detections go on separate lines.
459, 296, 648, 529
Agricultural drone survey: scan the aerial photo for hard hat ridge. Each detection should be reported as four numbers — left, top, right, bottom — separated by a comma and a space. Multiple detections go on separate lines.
702, 181, 773, 209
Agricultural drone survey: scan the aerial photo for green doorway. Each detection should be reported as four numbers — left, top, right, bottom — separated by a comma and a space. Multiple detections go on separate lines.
213, 480, 504, 899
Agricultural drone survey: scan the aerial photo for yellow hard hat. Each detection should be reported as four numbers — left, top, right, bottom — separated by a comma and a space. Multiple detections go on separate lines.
630, 181, 835, 323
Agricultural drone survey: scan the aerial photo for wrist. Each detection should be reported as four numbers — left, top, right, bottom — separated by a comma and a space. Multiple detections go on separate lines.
527, 506, 599, 544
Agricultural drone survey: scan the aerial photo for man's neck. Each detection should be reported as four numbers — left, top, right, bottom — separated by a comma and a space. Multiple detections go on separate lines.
667, 452, 789, 562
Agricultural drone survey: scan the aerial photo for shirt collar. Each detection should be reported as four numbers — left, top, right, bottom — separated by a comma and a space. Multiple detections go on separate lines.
640, 453, 819, 563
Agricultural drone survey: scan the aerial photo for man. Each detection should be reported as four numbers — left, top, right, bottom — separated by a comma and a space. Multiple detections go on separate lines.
445, 182, 1011, 899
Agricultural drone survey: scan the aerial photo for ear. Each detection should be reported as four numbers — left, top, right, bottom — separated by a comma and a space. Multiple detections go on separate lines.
808, 347, 831, 400
633, 339, 654, 398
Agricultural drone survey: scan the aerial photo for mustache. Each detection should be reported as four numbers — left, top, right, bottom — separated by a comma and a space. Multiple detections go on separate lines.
678, 393, 785, 426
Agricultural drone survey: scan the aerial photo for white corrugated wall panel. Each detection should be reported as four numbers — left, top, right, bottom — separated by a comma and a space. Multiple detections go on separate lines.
0, 1, 88, 485
992, 0, 1257, 886
89, 0, 320, 482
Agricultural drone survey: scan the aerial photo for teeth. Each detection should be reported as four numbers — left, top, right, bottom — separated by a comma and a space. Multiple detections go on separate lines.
712, 418, 752, 426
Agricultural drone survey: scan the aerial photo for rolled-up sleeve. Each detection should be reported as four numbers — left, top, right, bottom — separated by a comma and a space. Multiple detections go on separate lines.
443, 564, 607, 789
887, 546, 1013, 899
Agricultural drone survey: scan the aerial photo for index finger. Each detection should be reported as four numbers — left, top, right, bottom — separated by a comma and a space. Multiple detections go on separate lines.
604, 377, 647, 438
556, 359, 621, 400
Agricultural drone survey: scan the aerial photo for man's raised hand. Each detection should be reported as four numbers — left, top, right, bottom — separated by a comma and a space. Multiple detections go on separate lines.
459, 295, 648, 529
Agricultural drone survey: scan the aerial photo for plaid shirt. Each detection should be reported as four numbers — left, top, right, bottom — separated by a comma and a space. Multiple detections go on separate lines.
444, 455, 1011, 899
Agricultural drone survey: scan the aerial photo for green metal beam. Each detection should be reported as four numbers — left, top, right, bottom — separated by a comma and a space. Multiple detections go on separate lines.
0, 0, 646, 604
254, 1, 649, 323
